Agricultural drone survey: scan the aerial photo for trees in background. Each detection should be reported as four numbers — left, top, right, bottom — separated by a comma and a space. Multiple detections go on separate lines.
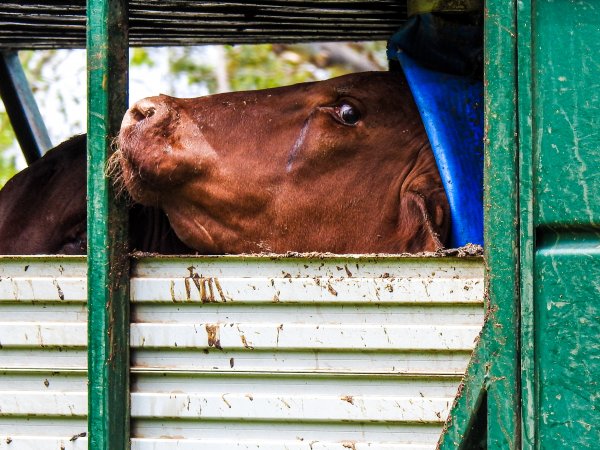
0, 42, 386, 187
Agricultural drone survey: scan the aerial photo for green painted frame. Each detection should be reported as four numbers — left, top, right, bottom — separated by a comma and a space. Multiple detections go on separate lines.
438, 0, 520, 447
519, 1, 600, 448
516, 0, 534, 448
86, 0, 130, 448
0, 51, 52, 164
84, 1, 523, 448
440, 0, 600, 447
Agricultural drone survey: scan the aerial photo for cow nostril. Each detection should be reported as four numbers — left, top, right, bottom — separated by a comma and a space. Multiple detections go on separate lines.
122, 97, 167, 130
132, 106, 155, 122
130, 108, 146, 123
123, 101, 158, 129
141, 106, 156, 118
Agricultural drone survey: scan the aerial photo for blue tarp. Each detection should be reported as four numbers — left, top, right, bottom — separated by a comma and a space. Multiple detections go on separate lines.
388, 23, 484, 247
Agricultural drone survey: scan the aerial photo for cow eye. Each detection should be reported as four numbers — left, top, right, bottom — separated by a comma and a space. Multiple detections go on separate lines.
335, 102, 361, 125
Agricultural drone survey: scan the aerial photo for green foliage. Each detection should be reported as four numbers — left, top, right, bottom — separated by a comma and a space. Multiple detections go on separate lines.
0, 112, 17, 187
168, 47, 218, 93
227, 44, 318, 91
225, 42, 386, 91
0, 42, 387, 189
130, 48, 155, 68
0, 50, 55, 188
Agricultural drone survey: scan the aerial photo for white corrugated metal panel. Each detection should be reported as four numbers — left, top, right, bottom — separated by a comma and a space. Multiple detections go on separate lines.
0, 255, 484, 450
130, 255, 484, 450
0, 257, 88, 448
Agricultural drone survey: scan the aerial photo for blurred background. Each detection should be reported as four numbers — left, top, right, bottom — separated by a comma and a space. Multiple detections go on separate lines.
0, 42, 387, 187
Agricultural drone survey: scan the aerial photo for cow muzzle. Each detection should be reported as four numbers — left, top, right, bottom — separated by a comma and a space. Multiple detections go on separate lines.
121, 95, 178, 131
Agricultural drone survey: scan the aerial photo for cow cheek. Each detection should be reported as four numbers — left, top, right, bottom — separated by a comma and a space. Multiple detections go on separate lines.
287, 127, 357, 176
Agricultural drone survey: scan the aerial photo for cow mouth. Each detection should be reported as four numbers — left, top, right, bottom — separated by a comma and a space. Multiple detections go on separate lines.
106, 144, 128, 198
109, 133, 163, 206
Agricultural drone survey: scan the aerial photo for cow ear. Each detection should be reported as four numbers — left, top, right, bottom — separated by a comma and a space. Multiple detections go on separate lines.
396, 188, 450, 252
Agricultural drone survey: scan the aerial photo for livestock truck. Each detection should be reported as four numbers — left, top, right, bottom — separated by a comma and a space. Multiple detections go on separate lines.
0, 1, 597, 449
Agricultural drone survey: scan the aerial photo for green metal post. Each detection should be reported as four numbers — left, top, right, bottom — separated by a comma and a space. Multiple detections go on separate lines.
87, 0, 130, 449
521, 1, 600, 448
516, 0, 534, 448
482, 0, 520, 447
0, 51, 52, 164
438, 0, 521, 447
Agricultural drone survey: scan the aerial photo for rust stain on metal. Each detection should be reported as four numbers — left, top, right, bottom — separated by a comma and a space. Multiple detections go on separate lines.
170, 280, 176, 302
229, 357, 234, 368
341, 395, 354, 405
221, 394, 232, 408
327, 283, 338, 296
205, 324, 222, 350
213, 278, 227, 302
69, 432, 86, 442
344, 264, 353, 277
209, 278, 216, 301
240, 334, 254, 350
342, 441, 357, 450
280, 398, 291, 408
43, 379, 49, 387
245, 394, 254, 401
192, 275, 204, 301
53, 279, 65, 301
184, 277, 191, 300
189, 275, 219, 303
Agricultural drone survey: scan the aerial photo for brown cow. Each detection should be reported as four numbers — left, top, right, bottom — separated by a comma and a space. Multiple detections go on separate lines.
0, 71, 449, 255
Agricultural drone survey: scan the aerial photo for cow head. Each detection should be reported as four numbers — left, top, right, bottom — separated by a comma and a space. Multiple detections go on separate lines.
116, 71, 449, 254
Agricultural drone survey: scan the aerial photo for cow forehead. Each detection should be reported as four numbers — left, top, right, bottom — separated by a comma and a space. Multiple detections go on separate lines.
191, 71, 404, 105
317, 72, 404, 93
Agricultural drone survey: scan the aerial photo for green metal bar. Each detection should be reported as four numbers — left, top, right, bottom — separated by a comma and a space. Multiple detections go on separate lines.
516, 0, 534, 448
483, 0, 520, 447
438, 0, 521, 447
437, 333, 488, 448
86, 0, 130, 449
0, 51, 52, 164
528, 2, 600, 447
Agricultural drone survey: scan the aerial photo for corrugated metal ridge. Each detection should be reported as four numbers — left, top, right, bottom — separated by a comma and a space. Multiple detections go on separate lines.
0, 255, 484, 447
0, 0, 407, 49
0, 368, 86, 374
0, 367, 467, 378
129, 368, 465, 378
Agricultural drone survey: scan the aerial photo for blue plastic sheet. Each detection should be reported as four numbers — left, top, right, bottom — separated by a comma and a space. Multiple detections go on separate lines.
388, 50, 484, 247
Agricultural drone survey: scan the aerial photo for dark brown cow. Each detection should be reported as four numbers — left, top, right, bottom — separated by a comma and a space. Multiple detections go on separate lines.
0, 71, 449, 255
